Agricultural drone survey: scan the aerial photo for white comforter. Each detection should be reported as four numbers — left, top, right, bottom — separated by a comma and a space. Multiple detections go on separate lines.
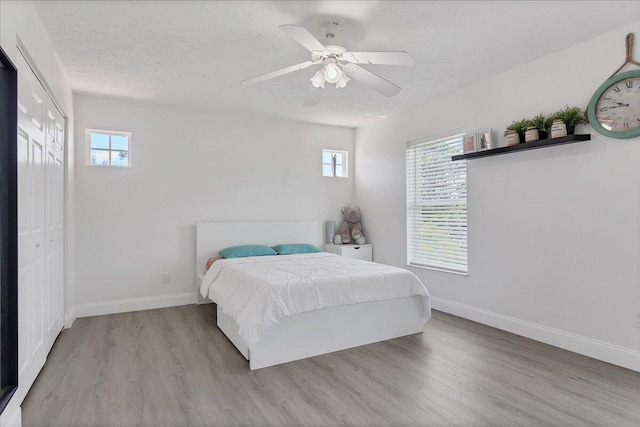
200, 252, 430, 349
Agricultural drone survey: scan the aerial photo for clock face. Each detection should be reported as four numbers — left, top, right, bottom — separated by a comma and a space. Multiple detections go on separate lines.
588, 70, 640, 139
594, 77, 640, 131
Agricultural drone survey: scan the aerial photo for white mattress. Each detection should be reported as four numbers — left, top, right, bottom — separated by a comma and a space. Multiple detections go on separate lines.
200, 252, 430, 349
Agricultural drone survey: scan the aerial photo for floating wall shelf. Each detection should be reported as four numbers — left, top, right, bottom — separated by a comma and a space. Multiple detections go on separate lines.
452, 134, 591, 161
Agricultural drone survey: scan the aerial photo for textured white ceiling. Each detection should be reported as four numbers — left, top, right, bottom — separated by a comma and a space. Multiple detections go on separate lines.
34, 1, 640, 128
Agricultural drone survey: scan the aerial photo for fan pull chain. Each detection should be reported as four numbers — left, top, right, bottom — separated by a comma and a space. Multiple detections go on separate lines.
609, 33, 640, 78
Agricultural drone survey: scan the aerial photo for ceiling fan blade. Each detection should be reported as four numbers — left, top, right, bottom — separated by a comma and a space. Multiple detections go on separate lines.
303, 85, 323, 107
241, 61, 317, 87
342, 64, 401, 97
341, 51, 415, 66
280, 25, 328, 54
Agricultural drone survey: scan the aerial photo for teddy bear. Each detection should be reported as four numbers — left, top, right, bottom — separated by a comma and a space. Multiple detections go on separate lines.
333, 205, 366, 245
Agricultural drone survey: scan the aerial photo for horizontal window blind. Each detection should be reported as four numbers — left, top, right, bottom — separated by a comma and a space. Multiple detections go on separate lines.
406, 134, 467, 273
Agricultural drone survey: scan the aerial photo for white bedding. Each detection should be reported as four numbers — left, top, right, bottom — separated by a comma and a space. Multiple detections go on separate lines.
200, 252, 430, 349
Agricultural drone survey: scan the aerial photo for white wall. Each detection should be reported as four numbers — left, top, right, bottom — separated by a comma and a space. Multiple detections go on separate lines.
73, 93, 355, 310
0, 0, 75, 423
355, 21, 640, 371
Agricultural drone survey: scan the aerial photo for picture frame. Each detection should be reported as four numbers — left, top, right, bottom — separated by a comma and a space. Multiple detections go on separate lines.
463, 134, 476, 153
476, 129, 493, 151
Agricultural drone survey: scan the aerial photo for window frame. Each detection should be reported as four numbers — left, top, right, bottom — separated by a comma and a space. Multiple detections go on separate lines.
322, 149, 348, 178
85, 129, 133, 168
406, 132, 468, 275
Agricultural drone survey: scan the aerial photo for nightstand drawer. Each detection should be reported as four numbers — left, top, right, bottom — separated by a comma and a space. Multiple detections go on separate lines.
324, 244, 373, 261
341, 245, 372, 261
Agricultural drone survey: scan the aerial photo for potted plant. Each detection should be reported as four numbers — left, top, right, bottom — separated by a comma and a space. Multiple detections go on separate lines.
553, 106, 588, 135
530, 113, 553, 140
504, 118, 529, 144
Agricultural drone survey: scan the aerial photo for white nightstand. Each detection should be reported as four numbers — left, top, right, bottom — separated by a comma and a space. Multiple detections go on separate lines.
324, 244, 373, 262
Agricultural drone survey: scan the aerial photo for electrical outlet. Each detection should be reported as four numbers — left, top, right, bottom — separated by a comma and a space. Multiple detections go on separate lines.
161, 272, 170, 284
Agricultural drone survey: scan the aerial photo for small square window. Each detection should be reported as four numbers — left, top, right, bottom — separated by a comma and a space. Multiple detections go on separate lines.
322, 149, 348, 178
86, 129, 132, 167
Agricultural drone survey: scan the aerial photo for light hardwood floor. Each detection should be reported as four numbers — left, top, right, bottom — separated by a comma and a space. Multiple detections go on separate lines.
22, 305, 640, 426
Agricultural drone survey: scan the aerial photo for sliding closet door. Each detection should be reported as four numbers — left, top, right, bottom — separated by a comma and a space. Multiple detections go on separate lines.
15, 51, 64, 400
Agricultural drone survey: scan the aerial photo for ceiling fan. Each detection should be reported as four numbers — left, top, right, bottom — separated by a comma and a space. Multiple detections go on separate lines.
241, 23, 415, 106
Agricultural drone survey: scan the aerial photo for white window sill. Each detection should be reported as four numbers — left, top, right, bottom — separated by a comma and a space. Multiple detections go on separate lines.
406, 263, 468, 276
86, 164, 132, 169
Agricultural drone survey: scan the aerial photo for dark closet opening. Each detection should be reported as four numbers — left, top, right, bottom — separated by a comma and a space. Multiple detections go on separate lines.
0, 46, 18, 414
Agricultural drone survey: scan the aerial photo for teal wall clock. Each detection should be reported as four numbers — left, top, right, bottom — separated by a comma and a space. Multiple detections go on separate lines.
587, 34, 640, 139
587, 70, 640, 139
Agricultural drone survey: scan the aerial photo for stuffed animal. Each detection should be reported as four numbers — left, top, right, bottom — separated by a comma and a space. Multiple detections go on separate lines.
333, 205, 366, 245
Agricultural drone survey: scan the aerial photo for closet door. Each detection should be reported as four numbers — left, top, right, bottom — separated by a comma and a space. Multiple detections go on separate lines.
15, 52, 64, 402
17, 61, 46, 384
44, 104, 64, 344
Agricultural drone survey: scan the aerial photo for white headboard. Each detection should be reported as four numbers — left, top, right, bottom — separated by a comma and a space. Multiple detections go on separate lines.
196, 221, 321, 274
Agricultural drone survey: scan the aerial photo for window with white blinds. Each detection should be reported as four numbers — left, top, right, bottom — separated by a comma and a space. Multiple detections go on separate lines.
406, 133, 467, 273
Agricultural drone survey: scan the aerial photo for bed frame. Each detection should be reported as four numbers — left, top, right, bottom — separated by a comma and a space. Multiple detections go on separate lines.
196, 221, 429, 370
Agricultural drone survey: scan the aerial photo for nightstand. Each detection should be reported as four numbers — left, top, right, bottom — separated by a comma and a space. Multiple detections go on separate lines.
324, 244, 373, 261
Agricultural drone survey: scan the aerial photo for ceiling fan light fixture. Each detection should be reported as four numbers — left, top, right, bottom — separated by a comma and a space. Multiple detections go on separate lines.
310, 69, 325, 88
324, 62, 342, 83
241, 24, 414, 104
335, 74, 350, 89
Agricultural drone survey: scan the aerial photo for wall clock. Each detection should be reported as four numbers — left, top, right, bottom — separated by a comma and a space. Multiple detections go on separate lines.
587, 34, 640, 139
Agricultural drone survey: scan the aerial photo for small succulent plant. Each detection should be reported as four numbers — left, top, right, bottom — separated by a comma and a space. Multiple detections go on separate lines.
504, 118, 529, 137
552, 105, 588, 126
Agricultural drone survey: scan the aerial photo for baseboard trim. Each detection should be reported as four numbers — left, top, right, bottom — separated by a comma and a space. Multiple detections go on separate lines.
431, 296, 640, 372
74, 292, 196, 319
64, 307, 77, 329
0, 405, 21, 427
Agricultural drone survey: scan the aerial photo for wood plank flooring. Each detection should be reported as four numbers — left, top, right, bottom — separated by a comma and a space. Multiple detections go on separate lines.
22, 305, 640, 426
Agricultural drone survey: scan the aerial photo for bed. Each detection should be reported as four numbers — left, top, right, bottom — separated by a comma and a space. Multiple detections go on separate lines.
196, 221, 431, 370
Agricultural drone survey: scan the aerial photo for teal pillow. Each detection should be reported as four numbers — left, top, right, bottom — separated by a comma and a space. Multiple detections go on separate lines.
219, 245, 277, 259
271, 243, 322, 255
